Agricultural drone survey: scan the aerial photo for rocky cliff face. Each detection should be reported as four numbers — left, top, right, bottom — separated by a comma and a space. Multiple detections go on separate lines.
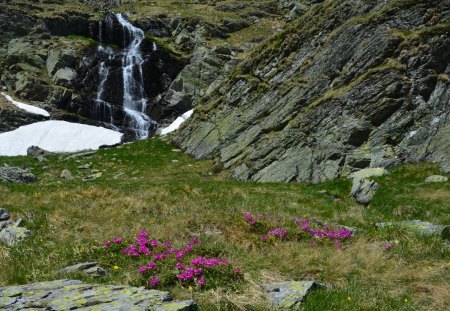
174, 0, 450, 183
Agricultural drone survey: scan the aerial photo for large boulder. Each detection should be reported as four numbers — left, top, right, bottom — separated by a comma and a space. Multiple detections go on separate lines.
265, 281, 322, 309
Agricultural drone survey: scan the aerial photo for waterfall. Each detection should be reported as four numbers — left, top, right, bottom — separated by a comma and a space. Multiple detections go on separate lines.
94, 13, 156, 139
116, 13, 152, 139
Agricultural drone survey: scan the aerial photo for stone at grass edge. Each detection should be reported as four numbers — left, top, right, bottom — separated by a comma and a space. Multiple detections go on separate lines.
0, 279, 197, 311
0, 165, 37, 183
0, 226, 31, 246
376, 220, 449, 240
265, 281, 322, 309
425, 175, 448, 183
59, 262, 107, 277
349, 168, 388, 182
350, 178, 379, 205
60, 169, 73, 180
0, 208, 10, 221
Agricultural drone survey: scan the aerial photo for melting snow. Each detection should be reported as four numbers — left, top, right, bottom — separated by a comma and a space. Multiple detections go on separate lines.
160, 109, 194, 136
1, 92, 50, 117
0, 120, 123, 156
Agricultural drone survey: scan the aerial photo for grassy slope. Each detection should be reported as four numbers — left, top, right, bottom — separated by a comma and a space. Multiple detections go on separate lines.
0, 138, 448, 310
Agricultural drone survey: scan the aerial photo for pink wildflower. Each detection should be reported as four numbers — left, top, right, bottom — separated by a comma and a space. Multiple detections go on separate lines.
385, 243, 393, 250
162, 241, 171, 247
190, 237, 201, 245
150, 239, 159, 247
176, 262, 184, 269
149, 278, 159, 286
232, 266, 241, 273
261, 235, 267, 242
113, 237, 122, 244
138, 266, 147, 274
196, 277, 206, 286
147, 262, 156, 269
104, 241, 111, 247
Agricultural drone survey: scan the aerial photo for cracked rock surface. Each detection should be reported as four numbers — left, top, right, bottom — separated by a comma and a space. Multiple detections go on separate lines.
0, 279, 197, 311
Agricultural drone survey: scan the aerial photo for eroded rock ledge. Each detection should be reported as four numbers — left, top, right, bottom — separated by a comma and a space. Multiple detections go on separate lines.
0, 279, 197, 311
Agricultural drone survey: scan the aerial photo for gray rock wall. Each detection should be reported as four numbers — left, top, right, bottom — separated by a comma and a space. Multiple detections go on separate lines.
174, 0, 450, 183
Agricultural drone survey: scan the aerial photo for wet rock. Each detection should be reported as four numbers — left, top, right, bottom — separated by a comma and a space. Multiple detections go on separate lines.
265, 281, 322, 309
350, 179, 379, 205
59, 262, 107, 277
0, 165, 37, 183
216, 2, 247, 12
376, 220, 449, 238
52, 67, 78, 86
425, 175, 448, 183
60, 169, 73, 180
0, 279, 197, 310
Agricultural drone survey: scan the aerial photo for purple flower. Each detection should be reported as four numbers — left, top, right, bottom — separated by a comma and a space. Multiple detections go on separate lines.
268, 228, 287, 239
191, 256, 205, 266
309, 241, 318, 247
190, 237, 201, 245
176, 262, 184, 269
138, 266, 147, 274
385, 243, 393, 250
104, 241, 111, 247
197, 277, 206, 286
232, 266, 241, 273
193, 268, 203, 276
261, 235, 267, 242
149, 278, 159, 286
147, 262, 156, 269
113, 237, 122, 244
175, 251, 185, 260
138, 231, 149, 239
162, 241, 171, 247
243, 212, 254, 220
150, 239, 159, 247
153, 253, 167, 261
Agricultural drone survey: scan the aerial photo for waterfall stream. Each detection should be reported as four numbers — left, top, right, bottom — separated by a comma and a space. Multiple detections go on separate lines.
95, 13, 156, 139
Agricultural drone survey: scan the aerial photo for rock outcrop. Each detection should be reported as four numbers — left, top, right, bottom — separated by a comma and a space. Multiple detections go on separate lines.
174, 0, 450, 183
0, 165, 37, 183
0, 279, 197, 310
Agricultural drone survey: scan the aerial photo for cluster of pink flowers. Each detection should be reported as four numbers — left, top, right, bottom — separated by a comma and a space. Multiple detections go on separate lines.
104, 232, 239, 289
243, 212, 354, 249
295, 218, 354, 241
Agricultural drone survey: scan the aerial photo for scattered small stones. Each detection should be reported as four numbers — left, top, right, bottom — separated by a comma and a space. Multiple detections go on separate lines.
0, 210, 31, 246
63, 150, 96, 161
58, 262, 107, 277
36, 155, 48, 162
425, 175, 448, 183
0, 165, 37, 183
77, 163, 92, 170
0, 279, 197, 311
265, 281, 322, 309
350, 178, 379, 205
60, 169, 73, 180
83, 170, 103, 181
376, 220, 449, 239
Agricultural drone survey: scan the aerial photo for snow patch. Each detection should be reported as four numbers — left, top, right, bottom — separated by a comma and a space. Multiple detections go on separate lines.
160, 109, 194, 136
408, 130, 418, 138
0, 121, 123, 156
1, 92, 50, 117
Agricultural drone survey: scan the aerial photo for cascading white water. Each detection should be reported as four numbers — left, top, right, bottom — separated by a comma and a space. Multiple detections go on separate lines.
94, 61, 113, 124
116, 13, 153, 139
95, 13, 156, 139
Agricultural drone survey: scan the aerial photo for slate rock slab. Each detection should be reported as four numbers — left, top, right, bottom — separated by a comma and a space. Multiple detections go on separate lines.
0, 216, 31, 246
425, 175, 448, 183
265, 281, 321, 309
0, 166, 37, 183
0, 279, 197, 310
349, 168, 388, 182
376, 220, 449, 239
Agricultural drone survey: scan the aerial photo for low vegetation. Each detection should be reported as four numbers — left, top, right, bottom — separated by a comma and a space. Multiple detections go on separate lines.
0, 138, 449, 310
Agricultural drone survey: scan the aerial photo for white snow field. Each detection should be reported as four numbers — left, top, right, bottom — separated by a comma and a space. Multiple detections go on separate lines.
1, 92, 50, 117
0, 120, 123, 156
160, 109, 194, 136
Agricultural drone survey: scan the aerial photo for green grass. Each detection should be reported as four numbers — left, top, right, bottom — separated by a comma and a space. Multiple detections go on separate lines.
0, 138, 449, 310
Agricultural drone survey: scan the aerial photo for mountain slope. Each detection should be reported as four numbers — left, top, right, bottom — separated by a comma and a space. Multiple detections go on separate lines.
174, 0, 450, 183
